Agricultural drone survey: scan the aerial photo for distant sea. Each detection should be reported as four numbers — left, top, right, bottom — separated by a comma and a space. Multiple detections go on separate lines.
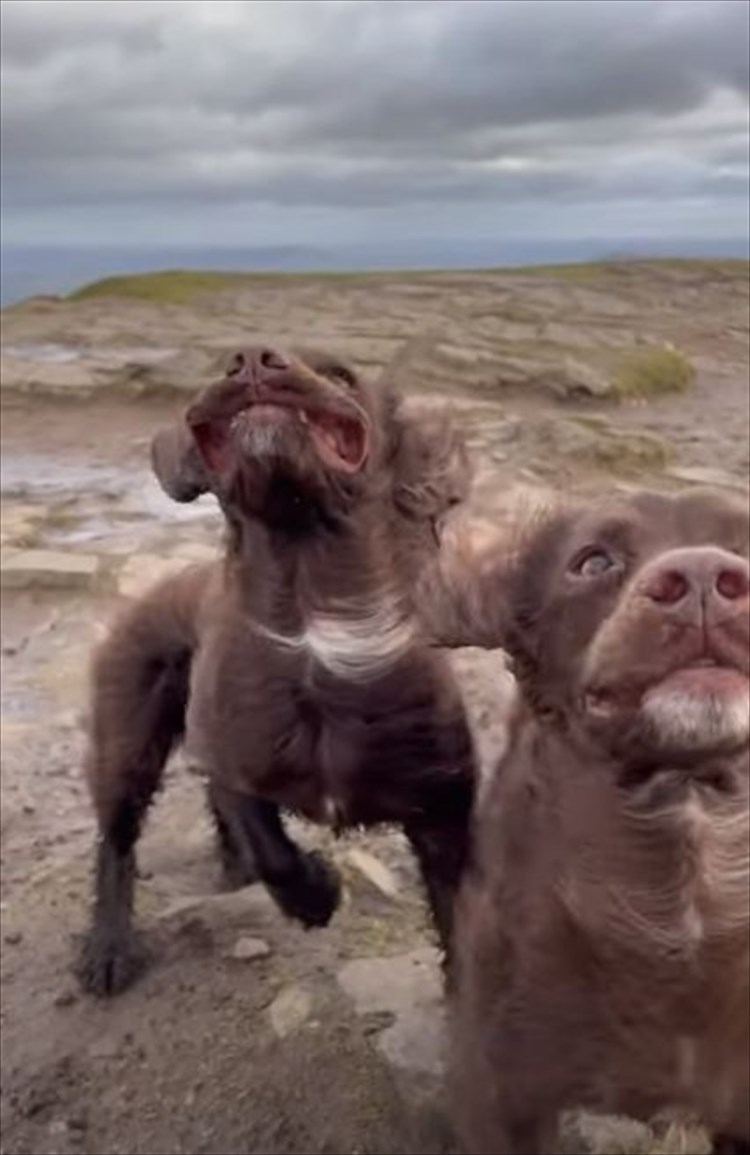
1, 236, 748, 307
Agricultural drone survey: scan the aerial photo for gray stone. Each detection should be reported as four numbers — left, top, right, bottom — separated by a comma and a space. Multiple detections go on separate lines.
0, 353, 102, 397
227, 936, 271, 962
117, 554, 188, 599
666, 465, 747, 492
0, 549, 99, 591
171, 541, 218, 563
268, 985, 313, 1038
338, 948, 445, 1077
87, 1035, 120, 1060
492, 416, 523, 443
0, 504, 46, 548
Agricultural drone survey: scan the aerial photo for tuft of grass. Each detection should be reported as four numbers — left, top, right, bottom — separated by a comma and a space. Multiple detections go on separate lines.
67, 269, 259, 303
505, 261, 603, 281
590, 429, 673, 473
612, 346, 695, 399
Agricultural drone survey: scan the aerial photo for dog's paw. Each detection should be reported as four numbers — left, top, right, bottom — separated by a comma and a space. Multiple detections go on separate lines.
713, 1138, 750, 1155
271, 851, 341, 929
74, 930, 148, 997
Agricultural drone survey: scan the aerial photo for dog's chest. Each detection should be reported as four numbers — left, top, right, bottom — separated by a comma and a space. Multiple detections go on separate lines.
545, 790, 749, 1127
564, 787, 749, 956
254, 599, 418, 683
561, 788, 749, 1109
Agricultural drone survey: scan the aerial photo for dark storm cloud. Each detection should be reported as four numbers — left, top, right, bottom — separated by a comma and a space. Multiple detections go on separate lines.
1, 0, 748, 242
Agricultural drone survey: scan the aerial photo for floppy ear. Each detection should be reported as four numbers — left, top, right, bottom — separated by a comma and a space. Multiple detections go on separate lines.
391, 407, 473, 525
416, 517, 511, 649
150, 422, 210, 503
416, 486, 563, 651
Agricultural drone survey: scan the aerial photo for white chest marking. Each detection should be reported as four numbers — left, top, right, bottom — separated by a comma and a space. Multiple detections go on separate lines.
254, 594, 417, 682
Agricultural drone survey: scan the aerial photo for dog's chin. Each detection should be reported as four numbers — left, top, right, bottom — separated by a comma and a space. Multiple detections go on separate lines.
584, 666, 750, 761
228, 425, 361, 532
639, 668, 750, 757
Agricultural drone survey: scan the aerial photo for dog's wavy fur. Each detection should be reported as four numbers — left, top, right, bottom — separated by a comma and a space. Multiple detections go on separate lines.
77, 348, 478, 997
432, 486, 750, 1155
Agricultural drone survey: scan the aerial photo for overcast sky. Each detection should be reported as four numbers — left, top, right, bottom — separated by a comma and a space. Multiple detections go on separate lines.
1, 0, 748, 250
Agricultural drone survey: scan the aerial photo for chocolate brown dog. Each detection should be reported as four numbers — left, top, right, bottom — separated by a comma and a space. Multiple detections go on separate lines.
77, 347, 477, 996
438, 488, 749, 1155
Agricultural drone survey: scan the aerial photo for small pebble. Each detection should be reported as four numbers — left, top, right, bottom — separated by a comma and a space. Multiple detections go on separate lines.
228, 936, 271, 962
88, 1036, 119, 1060
53, 990, 77, 1009
268, 985, 313, 1038
345, 848, 400, 898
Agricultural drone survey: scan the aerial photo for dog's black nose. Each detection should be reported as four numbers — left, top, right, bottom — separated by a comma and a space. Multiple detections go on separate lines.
227, 348, 291, 379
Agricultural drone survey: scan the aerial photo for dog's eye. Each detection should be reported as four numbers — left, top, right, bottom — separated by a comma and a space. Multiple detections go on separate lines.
569, 547, 618, 578
327, 365, 356, 388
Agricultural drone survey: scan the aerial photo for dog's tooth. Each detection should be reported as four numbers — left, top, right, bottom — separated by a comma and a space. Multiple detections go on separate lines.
299, 411, 309, 425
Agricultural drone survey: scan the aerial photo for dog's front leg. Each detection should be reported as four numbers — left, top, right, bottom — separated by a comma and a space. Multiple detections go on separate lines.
403, 773, 474, 981
211, 784, 341, 928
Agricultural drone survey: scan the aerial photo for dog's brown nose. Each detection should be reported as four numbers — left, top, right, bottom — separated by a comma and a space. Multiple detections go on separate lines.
641, 546, 749, 618
227, 347, 291, 379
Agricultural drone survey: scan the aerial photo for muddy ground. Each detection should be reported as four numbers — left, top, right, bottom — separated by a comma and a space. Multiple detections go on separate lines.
1, 261, 748, 1155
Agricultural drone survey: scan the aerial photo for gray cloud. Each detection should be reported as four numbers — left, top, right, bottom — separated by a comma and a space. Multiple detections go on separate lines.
1, 0, 748, 246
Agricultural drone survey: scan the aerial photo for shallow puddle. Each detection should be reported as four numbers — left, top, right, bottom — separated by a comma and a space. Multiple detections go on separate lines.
1, 453, 217, 546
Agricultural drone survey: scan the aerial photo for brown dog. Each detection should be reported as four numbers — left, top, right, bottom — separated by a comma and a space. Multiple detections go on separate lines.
77, 347, 477, 996
435, 488, 749, 1155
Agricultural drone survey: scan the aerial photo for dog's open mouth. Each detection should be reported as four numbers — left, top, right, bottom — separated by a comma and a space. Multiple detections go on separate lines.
190, 399, 370, 476
584, 652, 750, 759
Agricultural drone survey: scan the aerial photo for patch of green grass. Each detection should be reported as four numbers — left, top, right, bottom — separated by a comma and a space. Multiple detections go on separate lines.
536, 417, 674, 478
502, 261, 603, 281
589, 429, 674, 473
495, 257, 750, 282
63, 258, 750, 306
567, 413, 614, 432
612, 346, 695, 399
635, 257, 749, 277
67, 269, 260, 303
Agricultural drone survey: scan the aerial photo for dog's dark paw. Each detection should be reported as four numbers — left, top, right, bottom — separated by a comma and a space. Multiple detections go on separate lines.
713, 1138, 750, 1155
271, 851, 341, 929
74, 930, 148, 997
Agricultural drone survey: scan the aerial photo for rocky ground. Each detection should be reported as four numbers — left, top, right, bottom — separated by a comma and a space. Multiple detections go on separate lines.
1, 261, 747, 1155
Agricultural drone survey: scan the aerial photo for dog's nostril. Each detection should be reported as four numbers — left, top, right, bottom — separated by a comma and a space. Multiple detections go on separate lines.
646, 569, 689, 605
258, 349, 289, 372
227, 353, 246, 377
716, 566, 750, 601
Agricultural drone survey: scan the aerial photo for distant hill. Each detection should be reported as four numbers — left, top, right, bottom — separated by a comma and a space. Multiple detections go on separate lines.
1, 236, 748, 307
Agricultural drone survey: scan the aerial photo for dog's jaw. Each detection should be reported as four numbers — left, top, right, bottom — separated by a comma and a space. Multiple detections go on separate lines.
640, 678, 750, 756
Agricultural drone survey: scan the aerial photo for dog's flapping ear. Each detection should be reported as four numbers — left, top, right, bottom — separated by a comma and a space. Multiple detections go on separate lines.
150, 422, 210, 503
416, 485, 565, 652
391, 407, 473, 528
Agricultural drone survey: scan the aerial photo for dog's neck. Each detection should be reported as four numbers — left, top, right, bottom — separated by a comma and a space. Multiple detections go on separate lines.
500, 718, 750, 965
226, 498, 420, 681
